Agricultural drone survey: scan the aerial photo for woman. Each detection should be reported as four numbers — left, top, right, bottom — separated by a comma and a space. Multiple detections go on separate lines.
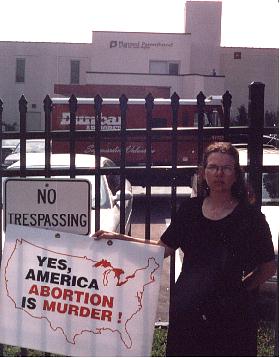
94, 142, 276, 356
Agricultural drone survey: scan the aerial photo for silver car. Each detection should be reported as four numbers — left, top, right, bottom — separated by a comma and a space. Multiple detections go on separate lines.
3, 139, 45, 168
6, 153, 133, 235
1, 139, 20, 164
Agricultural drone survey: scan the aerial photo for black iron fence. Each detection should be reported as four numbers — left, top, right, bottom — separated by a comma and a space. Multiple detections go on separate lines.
0, 81, 278, 356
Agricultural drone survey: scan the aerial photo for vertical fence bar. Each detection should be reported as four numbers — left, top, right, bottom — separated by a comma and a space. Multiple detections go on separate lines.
43, 96, 52, 357
144, 93, 154, 241
69, 94, 77, 179
94, 95, 103, 232
248, 82, 265, 209
0, 98, 3, 357
222, 90, 232, 141
197, 91, 206, 164
43, 95, 52, 178
119, 94, 128, 235
196, 91, 205, 197
0, 98, 3, 168
19, 95, 27, 179
19, 94, 28, 358
170, 92, 180, 297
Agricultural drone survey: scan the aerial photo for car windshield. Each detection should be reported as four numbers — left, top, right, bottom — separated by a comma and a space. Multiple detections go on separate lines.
14, 141, 45, 153
79, 175, 110, 209
1, 139, 19, 147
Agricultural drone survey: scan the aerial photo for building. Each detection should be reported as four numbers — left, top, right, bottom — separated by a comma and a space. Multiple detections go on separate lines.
0, 1, 278, 130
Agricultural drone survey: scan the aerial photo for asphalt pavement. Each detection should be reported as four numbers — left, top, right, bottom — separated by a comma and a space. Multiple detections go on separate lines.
130, 187, 190, 325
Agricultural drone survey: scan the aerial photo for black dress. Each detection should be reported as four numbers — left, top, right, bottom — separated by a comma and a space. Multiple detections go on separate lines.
160, 197, 274, 357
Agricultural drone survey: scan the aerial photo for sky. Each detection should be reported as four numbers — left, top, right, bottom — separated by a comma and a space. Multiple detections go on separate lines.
0, 0, 279, 48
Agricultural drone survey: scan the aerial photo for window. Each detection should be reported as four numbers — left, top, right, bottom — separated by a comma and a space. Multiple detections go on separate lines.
70, 60, 80, 84
169, 63, 179, 75
149, 61, 180, 75
234, 52, 241, 60
16, 58, 25, 83
149, 61, 167, 74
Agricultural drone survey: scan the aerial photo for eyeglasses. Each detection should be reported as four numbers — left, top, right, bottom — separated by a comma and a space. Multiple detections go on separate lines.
205, 164, 235, 175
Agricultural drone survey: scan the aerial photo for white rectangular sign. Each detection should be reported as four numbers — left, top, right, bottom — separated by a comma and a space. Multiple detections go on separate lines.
4, 178, 91, 235
0, 225, 164, 356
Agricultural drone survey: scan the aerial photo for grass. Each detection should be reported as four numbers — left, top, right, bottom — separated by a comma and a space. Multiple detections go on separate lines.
0, 320, 276, 356
151, 320, 277, 357
257, 320, 277, 356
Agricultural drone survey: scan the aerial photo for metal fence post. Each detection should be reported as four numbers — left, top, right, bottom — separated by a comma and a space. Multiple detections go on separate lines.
119, 94, 128, 234
94, 94, 103, 232
43, 95, 52, 178
19, 95, 27, 178
222, 90, 232, 141
248, 82, 265, 209
196, 91, 206, 166
68, 94, 77, 178
170, 92, 180, 299
0, 98, 3, 166
144, 93, 154, 241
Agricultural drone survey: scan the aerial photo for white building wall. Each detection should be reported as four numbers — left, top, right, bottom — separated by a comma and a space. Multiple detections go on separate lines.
89, 29, 224, 99
0, 42, 91, 129
220, 47, 279, 114
185, 1, 222, 75
91, 31, 191, 74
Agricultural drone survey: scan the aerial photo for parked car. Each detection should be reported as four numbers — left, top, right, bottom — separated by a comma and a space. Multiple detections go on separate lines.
6, 153, 133, 235
1, 139, 20, 164
3, 139, 45, 168
236, 143, 279, 206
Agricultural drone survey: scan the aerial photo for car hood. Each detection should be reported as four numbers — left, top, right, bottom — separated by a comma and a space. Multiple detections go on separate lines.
261, 206, 279, 256
4, 153, 20, 162
238, 147, 279, 166
89, 208, 118, 235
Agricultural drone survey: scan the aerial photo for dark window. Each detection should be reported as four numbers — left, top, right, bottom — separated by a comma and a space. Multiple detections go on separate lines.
16, 58, 25, 83
70, 60, 80, 84
169, 63, 179, 75
234, 52, 241, 60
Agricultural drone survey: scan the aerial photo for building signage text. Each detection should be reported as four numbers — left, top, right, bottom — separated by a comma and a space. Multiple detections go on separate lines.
109, 40, 173, 50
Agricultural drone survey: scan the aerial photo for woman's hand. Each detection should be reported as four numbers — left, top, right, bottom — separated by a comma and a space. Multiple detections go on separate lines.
92, 230, 121, 241
242, 260, 277, 291
92, 231, 174, 258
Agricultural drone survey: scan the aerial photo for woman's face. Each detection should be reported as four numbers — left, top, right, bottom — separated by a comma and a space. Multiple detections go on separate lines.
203, 152, 237, 194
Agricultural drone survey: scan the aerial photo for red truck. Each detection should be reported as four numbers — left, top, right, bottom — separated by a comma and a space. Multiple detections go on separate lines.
51, 96, 224, 169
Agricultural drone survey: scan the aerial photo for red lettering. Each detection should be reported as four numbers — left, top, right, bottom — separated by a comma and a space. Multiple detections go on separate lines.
68, 304, 79, 316
43, 300, 56, 311
102, 295, 114, 308
63, 289, 74, 301
90, 294, 101, 306
28, 284, 39, 295
91, 308, 101, 320
52, 287, 62, 299
56, 302, 67, 314
101, 310, 112, 322
80, 306, 90, 317
40, 285, 50, 297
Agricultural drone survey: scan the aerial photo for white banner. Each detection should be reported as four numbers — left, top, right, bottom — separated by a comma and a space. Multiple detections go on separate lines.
0, 225, 164, 356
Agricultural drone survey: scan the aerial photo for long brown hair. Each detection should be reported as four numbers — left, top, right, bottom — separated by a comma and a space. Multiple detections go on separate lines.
197, 142, 255, 204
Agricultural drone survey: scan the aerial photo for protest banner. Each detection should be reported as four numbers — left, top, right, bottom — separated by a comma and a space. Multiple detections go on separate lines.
0, 225, 164, 356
